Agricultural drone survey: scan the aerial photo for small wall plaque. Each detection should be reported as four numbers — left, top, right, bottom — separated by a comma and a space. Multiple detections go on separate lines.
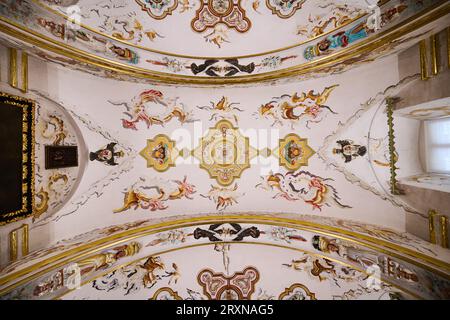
45, 145, 78, 169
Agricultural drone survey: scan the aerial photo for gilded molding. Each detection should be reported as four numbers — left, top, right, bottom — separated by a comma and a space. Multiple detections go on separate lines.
21, 52, 28, 93
440, 216, 448, 249
8, 224, 30, 262
429, 209, 437, 244
420, 40, 429, 80
8, 47, 17, 88
9, 231, 17, 262
430, 34, 439, 75
1, 215, 450, 298
21, 224, 29, 256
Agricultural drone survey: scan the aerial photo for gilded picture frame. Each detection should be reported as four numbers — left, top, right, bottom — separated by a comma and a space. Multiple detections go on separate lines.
0, 91, 35, 225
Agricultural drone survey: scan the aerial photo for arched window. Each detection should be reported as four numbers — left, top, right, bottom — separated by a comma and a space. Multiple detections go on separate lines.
424, 117, 450, 174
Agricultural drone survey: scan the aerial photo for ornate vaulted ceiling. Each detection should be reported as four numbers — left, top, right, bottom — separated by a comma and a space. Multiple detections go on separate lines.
0, 0, 449, 84
36, 0, 370, 56
0, 0, 449, 301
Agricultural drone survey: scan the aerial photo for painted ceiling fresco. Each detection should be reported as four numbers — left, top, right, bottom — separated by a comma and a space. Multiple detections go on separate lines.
2, 220, 449, 300
34, 0, 370, 55
43, 244, 432, 300
0, 0, 449, 301
0, 47, 437, 264
8, 53, 417, 245
0, 0, 448, 84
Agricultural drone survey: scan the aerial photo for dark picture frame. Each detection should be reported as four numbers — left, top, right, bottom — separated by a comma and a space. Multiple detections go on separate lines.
0, 91, 35, 225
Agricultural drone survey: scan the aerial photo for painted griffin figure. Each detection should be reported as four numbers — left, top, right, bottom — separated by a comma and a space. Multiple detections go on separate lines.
109, 89, 193, 130
114, 176, 196, 213
92, 256, 179, 295
256, 85, 339, 128
256, 171, 351, 211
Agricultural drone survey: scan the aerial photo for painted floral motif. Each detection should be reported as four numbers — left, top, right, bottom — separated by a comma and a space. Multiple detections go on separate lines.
135, 0, 179, 20
34, 172, 72, 221
257, 55, 297, 70
257, 171, 351, 211
50, 2, 165, 46
179, 0, 194, 13
113, 176, 196, 213
109, 89, 194, 130
139, 134, 178, 172
256, 85, 339, 128
203, 24, 231, 48
39, 114, 67, 145
296, 3, 366, 39
146, 230, 191, 246
198, 267, 259, 299
267, 226, 307, 243
201, 184, 244, 211
102, 13, 164, 44
146, 57, 185, 73
197, 96, 243, 125
266, 0, 306, 19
